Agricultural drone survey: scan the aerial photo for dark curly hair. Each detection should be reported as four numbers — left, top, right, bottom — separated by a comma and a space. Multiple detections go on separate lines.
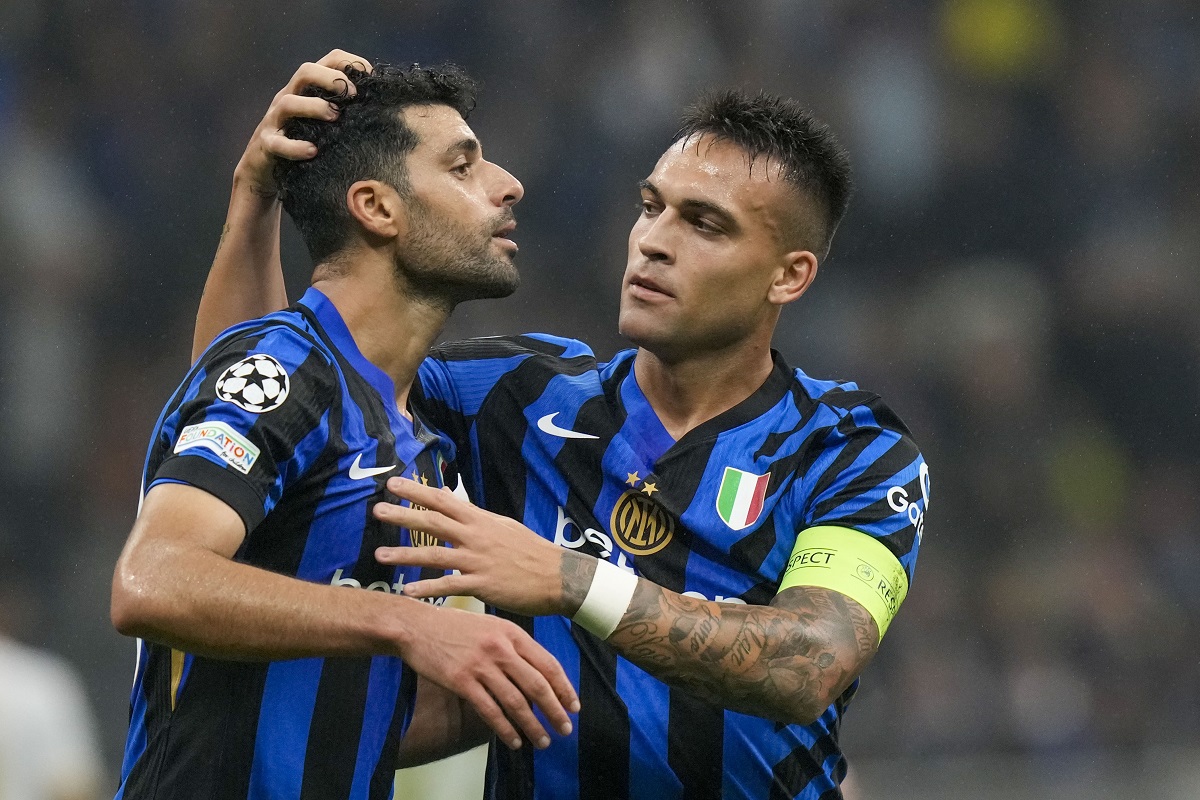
674, 90, 853, 259
275, 62, 478, 264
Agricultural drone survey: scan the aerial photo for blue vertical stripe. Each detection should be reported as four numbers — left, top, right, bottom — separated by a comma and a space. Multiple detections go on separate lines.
248, 658, 324, 800
532, 616, 580, 798
620, 662, 677, 800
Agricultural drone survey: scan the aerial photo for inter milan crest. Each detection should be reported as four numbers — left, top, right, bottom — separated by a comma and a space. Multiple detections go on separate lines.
215, 354, 291, 413
611, 472, 674, 555
405, 471, 442, 548
716, 467, 770, 530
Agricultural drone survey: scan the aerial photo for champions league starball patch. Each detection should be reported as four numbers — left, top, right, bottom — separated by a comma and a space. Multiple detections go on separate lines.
215, 353, 291, 413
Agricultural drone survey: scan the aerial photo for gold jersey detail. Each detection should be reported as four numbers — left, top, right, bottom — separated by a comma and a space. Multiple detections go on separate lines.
610, 490, 675, 556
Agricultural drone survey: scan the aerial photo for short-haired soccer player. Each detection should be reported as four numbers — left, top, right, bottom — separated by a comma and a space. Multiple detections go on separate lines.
111, 53, 577, 800
197, 52, 930, 800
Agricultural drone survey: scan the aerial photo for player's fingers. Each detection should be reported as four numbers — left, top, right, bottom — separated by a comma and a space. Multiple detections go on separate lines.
516, 635, 581, 718
371, 502, 462, 541
387, 477, 470, 522
461, 686, 523, 751
374, 545, 460, 570
399, 576, 464, 600
485, 671, 553, 750
316, 49, 373, 76
503, 650, 575, 737
283, 60, 361, 99
267, 94, 339, 127
258, 132, 317, 161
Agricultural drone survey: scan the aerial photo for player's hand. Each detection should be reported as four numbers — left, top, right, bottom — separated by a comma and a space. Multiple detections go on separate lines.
400, 603, 578, 751
374, 478, 570, 617
234, 49, 373, 198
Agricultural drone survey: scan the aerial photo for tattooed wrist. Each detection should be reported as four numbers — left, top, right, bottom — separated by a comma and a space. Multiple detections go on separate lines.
559, 551, 598, 617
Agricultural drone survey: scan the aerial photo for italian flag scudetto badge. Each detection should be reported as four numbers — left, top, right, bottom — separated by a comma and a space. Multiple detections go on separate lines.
716, 467, 770, 530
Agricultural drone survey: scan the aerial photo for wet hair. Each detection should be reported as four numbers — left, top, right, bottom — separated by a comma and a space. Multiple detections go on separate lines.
673, 90, 853, 258
275, 62, 478, 264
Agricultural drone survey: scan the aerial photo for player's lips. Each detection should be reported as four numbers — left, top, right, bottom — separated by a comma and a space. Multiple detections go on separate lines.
492, 221, 518, 251
627, 274, 674, 300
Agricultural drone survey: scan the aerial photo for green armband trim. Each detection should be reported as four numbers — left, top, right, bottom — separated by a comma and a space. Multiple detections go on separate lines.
779, 525, 909, 641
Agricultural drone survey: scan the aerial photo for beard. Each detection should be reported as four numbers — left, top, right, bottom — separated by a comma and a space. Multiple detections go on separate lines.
395, 199, 520, 309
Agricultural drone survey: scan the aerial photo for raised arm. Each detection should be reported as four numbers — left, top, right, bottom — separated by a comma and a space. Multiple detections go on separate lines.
112, 482, 576, 750
374, 478, 897, 725
192, 50, 372, 360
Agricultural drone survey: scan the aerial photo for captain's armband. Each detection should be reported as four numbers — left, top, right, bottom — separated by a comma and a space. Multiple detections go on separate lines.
779, 525, 909, 641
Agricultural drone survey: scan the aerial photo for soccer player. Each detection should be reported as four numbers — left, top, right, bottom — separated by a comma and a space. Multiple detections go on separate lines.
198, 56, 930, 800
110, 54, 578, 800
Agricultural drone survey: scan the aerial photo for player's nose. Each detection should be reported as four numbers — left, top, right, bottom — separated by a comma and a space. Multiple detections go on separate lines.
488, 161, 524, 208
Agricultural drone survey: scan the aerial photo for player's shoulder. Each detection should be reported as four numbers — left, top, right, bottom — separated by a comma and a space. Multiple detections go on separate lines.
430, 333, 599, 365
788, 365, 916, 441
200, 309, 336, 373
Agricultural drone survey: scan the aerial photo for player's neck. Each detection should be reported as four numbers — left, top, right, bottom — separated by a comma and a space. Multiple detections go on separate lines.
633, 339, 776, 441
313, 269, 449, 409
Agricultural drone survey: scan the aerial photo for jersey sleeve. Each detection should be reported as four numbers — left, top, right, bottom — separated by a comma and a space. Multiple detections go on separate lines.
797, 395, 930, 580
148, 325, 338, 534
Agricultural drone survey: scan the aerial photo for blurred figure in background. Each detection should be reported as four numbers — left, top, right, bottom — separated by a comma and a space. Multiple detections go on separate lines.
0, 584, 103, 800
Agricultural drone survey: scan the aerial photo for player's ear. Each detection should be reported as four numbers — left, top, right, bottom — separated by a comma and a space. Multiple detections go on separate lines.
768, 250, 818, 306
346, 180, 408, 240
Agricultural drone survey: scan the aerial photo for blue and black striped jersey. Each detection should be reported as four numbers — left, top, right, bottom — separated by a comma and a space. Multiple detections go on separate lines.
414, 334, 929, 800
116, 287, 449, 800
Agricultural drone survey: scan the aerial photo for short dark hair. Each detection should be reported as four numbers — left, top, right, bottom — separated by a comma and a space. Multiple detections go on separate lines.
673, 90, 853, 258
276, 62, 478, 264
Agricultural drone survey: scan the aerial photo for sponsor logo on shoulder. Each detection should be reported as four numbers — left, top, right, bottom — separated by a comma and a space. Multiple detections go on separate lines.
215, 353, 290, 414
175, 422, 260, 474
886, 462, 931, 543
536, 412, 599, 440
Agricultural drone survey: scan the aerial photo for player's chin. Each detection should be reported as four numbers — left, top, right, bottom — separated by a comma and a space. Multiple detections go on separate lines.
462, 261, 520, 301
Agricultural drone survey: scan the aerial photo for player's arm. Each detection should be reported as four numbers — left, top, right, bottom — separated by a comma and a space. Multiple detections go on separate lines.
374, 479, 902, 726
396, 677, 493, 768
192, 50, 371, 361
111, 482, 577, 750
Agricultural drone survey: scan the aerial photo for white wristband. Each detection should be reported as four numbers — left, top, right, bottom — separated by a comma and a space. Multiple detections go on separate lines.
571, 559, 639, 640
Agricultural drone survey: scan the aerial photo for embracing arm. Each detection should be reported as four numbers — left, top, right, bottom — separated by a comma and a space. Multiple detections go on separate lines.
192, 51, 372, 360
396, 677, 493, 768
112, 481, 577, 749
376, 478, 883, 726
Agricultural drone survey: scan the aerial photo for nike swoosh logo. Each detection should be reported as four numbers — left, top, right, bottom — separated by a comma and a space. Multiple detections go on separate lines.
536, 412, 599, 440
348, 453, 396, 480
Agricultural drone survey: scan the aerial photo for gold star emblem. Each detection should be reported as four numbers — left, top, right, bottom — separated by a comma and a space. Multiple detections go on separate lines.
411, 470, 421, 482
626, 472, 641, 487
419, 473, 430, 486
640, 481, 659, 496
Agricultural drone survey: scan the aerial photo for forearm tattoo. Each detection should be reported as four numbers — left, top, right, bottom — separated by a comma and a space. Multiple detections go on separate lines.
559, 551, 599, 617
609, 583, 878, 723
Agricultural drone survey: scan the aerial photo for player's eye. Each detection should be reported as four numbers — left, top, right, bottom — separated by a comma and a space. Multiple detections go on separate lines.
452, 162, 473, 177
638, 200, 660, 216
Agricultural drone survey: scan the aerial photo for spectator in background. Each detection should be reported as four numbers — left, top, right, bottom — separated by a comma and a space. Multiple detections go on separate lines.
0, 583, 103, 800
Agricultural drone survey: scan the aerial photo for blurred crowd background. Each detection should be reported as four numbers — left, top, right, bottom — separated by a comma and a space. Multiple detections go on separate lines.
0, 0, 1197, 797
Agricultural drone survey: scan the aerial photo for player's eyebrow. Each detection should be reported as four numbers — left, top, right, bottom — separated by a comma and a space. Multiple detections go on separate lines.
640, 179, 740, 234
443, 137, 480, 159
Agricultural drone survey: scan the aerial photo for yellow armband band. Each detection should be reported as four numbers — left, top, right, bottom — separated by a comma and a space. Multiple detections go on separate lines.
779, 526, 909, 641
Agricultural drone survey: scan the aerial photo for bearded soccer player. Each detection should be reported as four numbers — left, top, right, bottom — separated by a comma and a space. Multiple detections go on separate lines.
196, 54, 930, 800
110, 54, 578, 800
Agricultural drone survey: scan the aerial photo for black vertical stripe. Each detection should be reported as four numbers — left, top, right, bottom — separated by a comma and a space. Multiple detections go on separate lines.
573, 624, 629, 800
119, 648, 174, 797
491, 611, 537, 800
667, 693, 724, 800
299, 658, 372, 800
640, 434, 728, 800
